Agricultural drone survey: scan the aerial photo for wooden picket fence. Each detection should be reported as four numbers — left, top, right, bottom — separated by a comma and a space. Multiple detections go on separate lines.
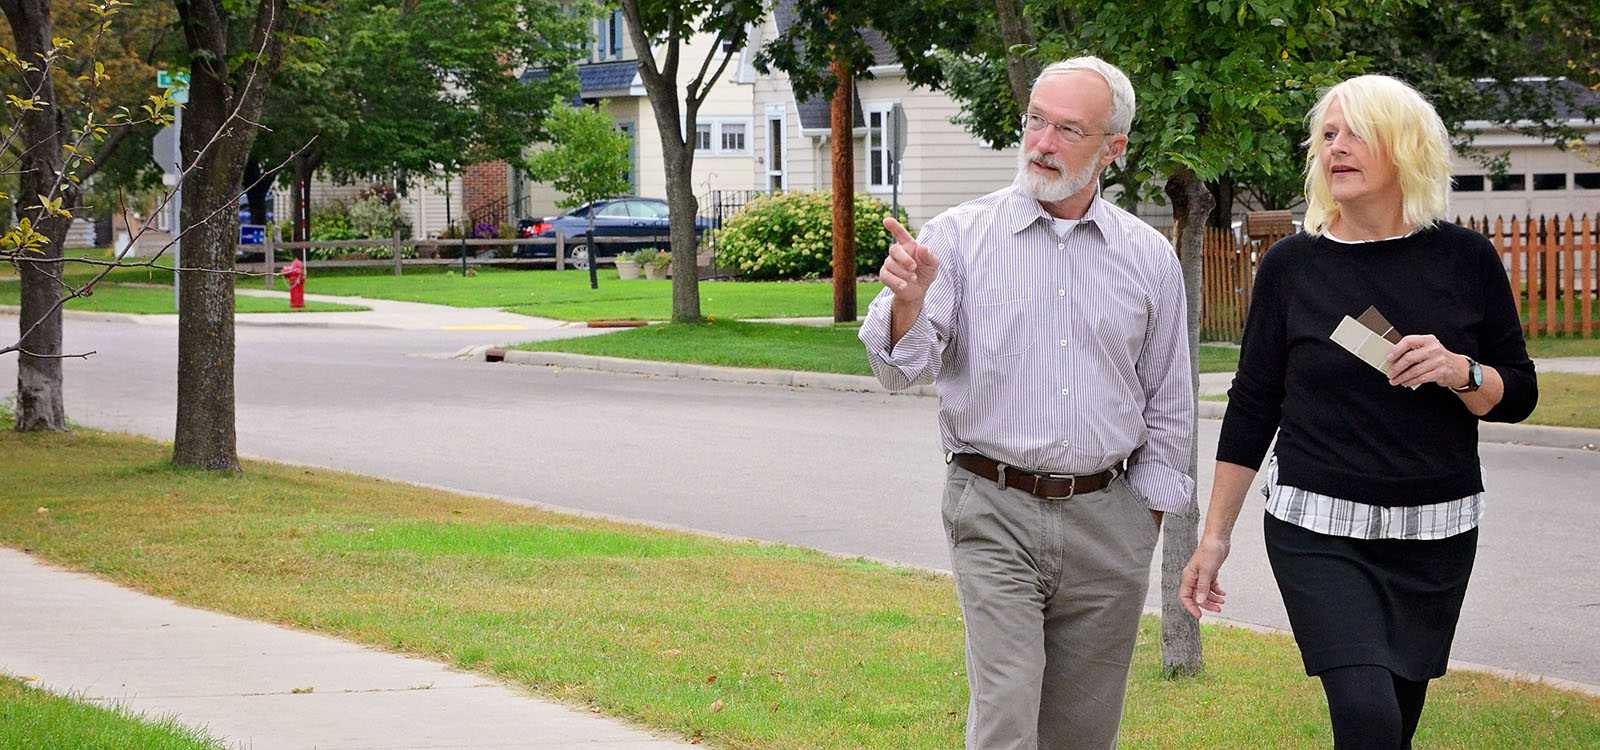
1194, 214, 1600, 342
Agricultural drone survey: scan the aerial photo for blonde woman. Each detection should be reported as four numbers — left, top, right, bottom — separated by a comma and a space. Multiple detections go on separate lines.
1179, 75, 1538, 749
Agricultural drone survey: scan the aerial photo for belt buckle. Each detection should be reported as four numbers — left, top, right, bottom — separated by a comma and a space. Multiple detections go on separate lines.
1040, 472, 1076, 500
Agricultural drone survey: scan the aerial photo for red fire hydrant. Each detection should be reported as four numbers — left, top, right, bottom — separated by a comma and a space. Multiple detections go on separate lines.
283, 258, 306, 309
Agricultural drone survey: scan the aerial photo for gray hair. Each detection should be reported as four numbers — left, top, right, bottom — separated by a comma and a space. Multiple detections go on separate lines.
1030, 56, 1136, 134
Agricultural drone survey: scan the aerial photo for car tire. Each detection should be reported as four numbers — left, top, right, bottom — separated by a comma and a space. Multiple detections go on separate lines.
568, 244, 590, 271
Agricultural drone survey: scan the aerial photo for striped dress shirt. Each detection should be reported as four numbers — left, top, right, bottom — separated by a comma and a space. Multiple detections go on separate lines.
859, 183, 1196, 513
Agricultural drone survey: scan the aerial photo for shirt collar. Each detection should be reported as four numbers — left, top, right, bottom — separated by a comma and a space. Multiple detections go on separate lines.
1005, 182, 1111, 240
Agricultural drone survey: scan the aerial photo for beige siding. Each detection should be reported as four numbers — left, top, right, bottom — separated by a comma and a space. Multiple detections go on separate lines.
1447, 129, 1600, 219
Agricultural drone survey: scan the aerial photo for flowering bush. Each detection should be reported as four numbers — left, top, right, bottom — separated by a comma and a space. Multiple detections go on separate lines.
712, 191, 906, 280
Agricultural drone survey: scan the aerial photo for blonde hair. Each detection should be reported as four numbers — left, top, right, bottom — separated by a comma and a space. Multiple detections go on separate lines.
1302, 75, 1451, 236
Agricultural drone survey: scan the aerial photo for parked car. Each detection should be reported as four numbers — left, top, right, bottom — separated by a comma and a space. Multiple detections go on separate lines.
513, 197, 710, 261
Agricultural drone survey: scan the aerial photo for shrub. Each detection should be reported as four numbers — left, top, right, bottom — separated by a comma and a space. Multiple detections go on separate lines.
348, 193, 413, 241
712, 191, 906, 280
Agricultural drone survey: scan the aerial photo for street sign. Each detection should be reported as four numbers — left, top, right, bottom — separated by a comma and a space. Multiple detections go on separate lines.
152, 124, 179, 174
890, 103, 908, 164
156, 69, 190, 104
156, 70, 190, 89
240, 224, 266, 246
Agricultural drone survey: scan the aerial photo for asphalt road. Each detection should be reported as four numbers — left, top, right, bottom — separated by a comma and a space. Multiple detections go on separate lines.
4, 317, 1597, 688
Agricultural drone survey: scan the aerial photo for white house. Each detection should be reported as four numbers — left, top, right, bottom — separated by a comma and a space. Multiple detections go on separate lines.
511, 8, 762, 222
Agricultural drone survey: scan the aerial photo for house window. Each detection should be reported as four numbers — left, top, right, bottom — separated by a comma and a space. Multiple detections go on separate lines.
1490, 174, 1526, 191
689, 118, 752, 156
720, 123, 746, 152
865, 103, 898, 189
609, 10, 622, 57
1533, 173, 1567, 191
767, 109, 786, 192
1576, 173, 1600, 190
1452, 175, 1485, 192
616, 120, 637, 192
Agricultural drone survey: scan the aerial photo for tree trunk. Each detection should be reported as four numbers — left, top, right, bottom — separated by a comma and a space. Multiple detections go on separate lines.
663, 148, 701, 322
830, 58, 856, 324
170, 0, 287, 471
994, 0, 1041, 112
243, 156, 270, 225
1160, 167, 1212, 678
2, 0, 71, 432
1207, 178, 1234, 229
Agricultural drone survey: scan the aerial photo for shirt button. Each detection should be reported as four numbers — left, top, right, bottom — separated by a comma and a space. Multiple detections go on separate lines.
1059, 387, 1070, 396
1057, 242, 1065, 250
1056, 289, 1065, 297
1059, 339, 1068, 347
1059, 440, 1071, 448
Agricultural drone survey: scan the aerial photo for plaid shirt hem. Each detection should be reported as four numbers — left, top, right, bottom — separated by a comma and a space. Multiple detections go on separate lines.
1262, 454, 1483, 541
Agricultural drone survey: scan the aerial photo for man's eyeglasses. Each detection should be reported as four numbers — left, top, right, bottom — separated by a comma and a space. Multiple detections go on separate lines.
1020, 112, 1108, 144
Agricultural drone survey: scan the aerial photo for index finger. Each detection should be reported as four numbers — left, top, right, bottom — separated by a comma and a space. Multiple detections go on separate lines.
883, 216, 915, 246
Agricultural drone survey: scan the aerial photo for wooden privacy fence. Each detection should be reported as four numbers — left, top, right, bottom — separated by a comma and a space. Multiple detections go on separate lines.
1195, 214, 1600, 342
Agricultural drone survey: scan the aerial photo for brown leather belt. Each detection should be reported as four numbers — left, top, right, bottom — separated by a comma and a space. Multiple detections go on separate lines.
951, 453, 1123, 500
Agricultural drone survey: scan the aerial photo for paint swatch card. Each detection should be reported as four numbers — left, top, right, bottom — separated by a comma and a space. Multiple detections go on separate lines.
1330, 306, 1415, 387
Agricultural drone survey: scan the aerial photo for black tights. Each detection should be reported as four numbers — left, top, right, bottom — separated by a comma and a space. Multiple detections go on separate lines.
1319, 665, 1430, 749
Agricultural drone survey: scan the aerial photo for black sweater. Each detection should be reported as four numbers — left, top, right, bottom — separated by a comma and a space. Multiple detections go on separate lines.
1216, 223, 1538, 506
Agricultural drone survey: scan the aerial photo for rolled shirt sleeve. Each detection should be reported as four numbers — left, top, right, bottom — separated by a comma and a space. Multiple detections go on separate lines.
1126, 255, 1197, 513
859, 219, 960, 390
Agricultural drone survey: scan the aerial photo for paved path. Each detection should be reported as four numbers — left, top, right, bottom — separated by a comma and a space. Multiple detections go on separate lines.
0, 548, 691, 749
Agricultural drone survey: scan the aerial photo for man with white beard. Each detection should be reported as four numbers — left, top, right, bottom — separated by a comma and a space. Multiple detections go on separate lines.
858, 56, 1194, 750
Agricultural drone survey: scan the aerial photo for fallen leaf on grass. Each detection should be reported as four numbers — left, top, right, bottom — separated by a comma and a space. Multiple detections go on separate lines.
710, 699, 725, 713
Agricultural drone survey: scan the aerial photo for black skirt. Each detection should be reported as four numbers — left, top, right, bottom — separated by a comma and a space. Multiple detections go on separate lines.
1263, 512, 1478, 682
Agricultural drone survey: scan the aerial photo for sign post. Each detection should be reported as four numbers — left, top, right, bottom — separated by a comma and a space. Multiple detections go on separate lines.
889, 103, 908, 218
153, 70, 189, 311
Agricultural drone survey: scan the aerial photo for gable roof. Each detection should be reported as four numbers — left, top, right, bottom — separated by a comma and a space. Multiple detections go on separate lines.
772, 0, 876, 132
519, 59, 641, 103
1471, 78, 1600, 124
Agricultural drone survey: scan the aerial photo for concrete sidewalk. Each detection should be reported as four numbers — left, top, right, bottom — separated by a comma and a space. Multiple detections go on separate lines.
0, 548, 692, 749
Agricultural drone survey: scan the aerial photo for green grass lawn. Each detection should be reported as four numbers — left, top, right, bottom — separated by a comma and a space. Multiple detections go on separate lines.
1525, 336, 1600, 358
518, 320, 1244, 376
0, 676, 224, 750
3, 418, 1596, 749
0, 280, 366, 314
208, 266, 883, 321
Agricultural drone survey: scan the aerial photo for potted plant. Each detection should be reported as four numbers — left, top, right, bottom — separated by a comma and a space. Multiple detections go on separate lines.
641, 247, 672, 280
615, 250, 642, 279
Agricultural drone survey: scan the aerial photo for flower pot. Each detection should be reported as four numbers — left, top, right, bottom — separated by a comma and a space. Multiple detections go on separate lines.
616, 259, 642, 279
643, 262, 670, 280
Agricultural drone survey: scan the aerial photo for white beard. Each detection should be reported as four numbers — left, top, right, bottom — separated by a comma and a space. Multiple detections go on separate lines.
1015, 148, 1101, 203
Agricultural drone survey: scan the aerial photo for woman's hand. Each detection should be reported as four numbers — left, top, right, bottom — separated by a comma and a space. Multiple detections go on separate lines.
1385, 334, 1469, 389
1179, 536, 1231, 619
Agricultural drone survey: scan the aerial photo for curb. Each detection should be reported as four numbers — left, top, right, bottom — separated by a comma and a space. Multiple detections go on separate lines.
485, 351, 1600, 452
492, 349, 939, 397
0, 305, 144, 325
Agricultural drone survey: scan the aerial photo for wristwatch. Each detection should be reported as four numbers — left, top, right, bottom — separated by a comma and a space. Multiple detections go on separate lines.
1452, 356, 1483, 393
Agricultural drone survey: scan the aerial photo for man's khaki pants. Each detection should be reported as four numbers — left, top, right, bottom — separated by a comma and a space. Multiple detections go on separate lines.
943, 463, 1159, 750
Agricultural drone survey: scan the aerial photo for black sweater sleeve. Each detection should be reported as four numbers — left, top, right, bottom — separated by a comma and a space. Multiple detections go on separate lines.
1474, 237, 1539, 423
1216, 238, 1291, 469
